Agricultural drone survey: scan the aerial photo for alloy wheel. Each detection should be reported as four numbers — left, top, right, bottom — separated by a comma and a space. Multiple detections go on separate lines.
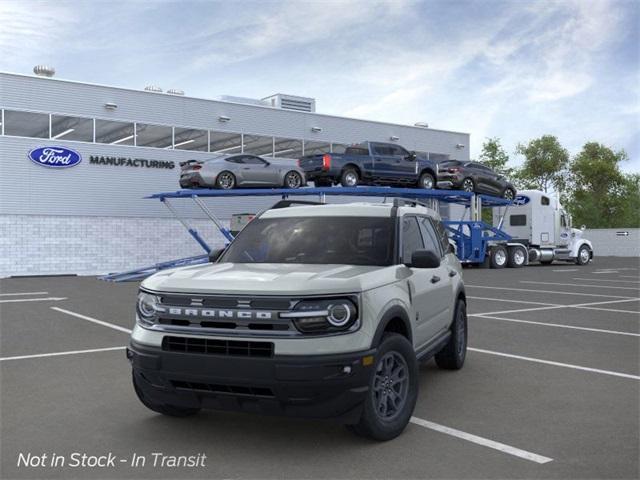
286, 172, 302, 189
504, 189, 515, 200
421, 175, 434, 189
462, 179, 474, 192
217, 172, 235, 189
373, 352, 409, 420
344, 172, 358, 186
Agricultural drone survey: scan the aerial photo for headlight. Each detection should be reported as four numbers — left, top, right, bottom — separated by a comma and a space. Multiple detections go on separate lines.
136, 291, 160, 326
281, 298, 358, 334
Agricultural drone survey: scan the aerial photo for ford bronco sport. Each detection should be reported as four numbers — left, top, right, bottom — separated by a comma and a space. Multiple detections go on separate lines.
128, 199, 467, 440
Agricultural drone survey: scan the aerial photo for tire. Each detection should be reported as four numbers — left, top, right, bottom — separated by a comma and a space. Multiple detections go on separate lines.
283, 170, 303, 189
503, 188, 516, 201
507, 246, 526, 268
348, 333, 418, 441
216, 171, 236, 189
132, 372, 200, 417
418, 172, 435, 190
435, 300, 467, 370
461, 178, 475, 192
340, 168, 359, 187
576, 245, 591, 265
490, 245, 508, 269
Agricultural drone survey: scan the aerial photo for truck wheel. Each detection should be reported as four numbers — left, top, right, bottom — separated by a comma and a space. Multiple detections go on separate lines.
435, 299, 467, 370
576, 245, 591, 265
462, 178, 475, 192
216, 171, 236, 189
132, 372, 200, 417
507, 246, 526, 268
490, 245, 507, 269
340, 168, 359, 187
418, 172, 435, 190
348, 333, 418, 441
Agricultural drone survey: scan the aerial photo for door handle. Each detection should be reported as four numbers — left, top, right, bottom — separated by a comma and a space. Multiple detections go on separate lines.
448, 270, 457, 277
430, 275, 441, 284
242, 167, 251, 170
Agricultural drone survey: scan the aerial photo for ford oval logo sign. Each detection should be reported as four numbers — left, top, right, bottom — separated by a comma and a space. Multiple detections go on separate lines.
28, 146, 82, 168
513, 195, 530, 206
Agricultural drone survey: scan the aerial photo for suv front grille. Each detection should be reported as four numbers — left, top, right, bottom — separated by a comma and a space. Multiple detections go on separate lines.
171, 380, 275, 398
162, 336, 274, 357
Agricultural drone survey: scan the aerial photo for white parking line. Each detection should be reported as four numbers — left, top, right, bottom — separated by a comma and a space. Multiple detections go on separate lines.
0, 297, 67, 304
467, 296, 559, 307
471, 314, 640, 337
468, 347, 640, 380
410, 417, 553, 464
552, 269, 579, 272
0, 346, 125, 362
51, 307, 132, 334
466, 285, 636, 299
473, 297, 640, 317
472, 305, 565, 316
572, 278, 640, 284
0, 291, 49, 296
520, 281, 640, 291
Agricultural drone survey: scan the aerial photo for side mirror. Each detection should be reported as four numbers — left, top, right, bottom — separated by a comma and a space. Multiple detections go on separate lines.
581, 225, 586, 231
407, 151, 417, 161
406, 250, 440, 268
208, 248, 225, 263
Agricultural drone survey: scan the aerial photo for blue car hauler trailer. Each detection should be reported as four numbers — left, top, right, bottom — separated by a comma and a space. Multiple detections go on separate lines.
101, 186, 513, 282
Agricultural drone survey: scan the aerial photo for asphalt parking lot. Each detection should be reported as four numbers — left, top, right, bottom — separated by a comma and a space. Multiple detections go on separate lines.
1, 257, 638, 479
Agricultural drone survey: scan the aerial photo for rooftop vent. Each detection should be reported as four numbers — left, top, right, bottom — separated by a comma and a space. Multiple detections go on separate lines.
262, 94, 316, 113
144, 85, 163, 93
33, 65, 55, 77
167, 89, 185, 96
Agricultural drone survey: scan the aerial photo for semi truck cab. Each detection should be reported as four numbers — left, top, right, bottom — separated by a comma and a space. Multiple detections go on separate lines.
494, 190, 593, 265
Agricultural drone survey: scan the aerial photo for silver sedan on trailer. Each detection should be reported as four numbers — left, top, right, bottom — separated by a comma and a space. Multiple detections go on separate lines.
179, 154, 307, 189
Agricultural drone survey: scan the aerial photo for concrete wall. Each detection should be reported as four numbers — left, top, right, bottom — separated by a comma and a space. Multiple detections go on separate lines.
584, 228, 640, 257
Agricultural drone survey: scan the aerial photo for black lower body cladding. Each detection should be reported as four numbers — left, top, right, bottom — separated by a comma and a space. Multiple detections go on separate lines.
128, 341, 376, 423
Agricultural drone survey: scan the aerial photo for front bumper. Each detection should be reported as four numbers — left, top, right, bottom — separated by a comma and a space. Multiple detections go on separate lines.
128, 340, 376, 422
436, 174, 463, 190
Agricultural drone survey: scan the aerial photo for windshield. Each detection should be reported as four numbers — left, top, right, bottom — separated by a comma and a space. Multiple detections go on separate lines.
220, 216, 395, 266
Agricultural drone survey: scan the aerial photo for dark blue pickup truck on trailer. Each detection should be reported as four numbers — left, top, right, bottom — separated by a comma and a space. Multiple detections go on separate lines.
298, 141, 439, 189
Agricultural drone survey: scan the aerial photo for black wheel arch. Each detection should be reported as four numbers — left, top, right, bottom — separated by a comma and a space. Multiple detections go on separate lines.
371, 306, 412, 348
342, 164, 362, 177
419, 168, 436, 179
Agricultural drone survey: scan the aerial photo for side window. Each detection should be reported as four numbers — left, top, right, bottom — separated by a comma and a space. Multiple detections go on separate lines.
431, 218, 451, 254
561, 214, 567, 227
541, 196, 550, 206
510, 215, 527, 226
226, 156, 243, 164
402, 217, 424, 263
390, 145, 410, 157
418, 217, 442, 257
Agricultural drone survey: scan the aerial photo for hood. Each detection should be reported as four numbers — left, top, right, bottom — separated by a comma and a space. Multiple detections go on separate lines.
142, 262, 400, 295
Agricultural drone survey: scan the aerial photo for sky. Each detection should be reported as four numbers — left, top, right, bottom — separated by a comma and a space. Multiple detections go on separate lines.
1, 0, 638, 172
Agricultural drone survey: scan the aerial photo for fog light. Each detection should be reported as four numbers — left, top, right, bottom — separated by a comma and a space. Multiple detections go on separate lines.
362, 355, 374, 366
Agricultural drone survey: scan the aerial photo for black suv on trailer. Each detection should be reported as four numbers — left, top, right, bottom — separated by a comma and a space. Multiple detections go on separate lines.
437, 160, 516, 200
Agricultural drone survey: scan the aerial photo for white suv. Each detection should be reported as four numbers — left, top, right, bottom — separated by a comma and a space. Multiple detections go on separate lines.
128, 199, 467, 440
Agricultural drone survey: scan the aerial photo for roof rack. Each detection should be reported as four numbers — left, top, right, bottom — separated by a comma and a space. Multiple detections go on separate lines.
271, 199, 323, 209
391, 198, 430, 209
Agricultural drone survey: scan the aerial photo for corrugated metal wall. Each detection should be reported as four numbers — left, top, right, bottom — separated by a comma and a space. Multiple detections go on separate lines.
584, 229, 640, 257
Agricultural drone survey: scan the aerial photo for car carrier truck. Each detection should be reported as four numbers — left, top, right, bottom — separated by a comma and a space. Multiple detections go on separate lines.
489, 189, 593, 267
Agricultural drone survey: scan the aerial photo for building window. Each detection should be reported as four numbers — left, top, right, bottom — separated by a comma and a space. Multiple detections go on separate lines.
3, 110, 49, 138
51, 114, 93, 142
273, 137, 303, 159
135, 123, 173, 148
210, 131, 243, 154
303, 140, 331, 155
95, 119, 135, 145
173, 127, 208, 151
243, 134, 274, 156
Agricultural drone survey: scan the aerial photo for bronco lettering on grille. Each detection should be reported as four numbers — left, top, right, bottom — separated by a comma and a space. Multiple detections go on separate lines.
159, 307, 273, 320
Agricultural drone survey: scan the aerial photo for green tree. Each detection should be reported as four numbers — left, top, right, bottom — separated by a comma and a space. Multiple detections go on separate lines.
565, 142, 638, 228
516, 135, 569, 193
479, 137, 512, 176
